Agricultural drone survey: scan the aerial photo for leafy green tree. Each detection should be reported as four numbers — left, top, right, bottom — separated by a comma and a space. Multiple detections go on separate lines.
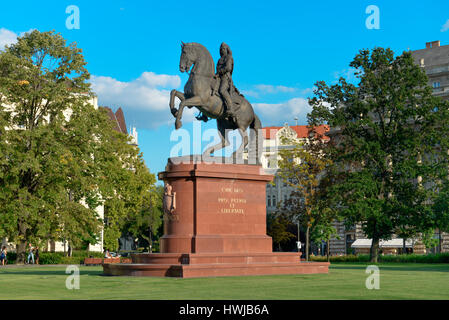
309, 206, 339, 261
308, 47, 449, 262
430, 181, 449, 252
267, 212, 296, 252
276, 128, 334, 261
97, 130, 157, 252
0, 30, 156, 261
0, 30, 98, 262
122, 185, 164, 252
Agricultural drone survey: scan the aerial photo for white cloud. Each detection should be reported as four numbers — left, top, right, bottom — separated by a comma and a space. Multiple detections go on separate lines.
253, 97, 313, 127
0, 28, 18, 50
254, 84, 296, 94
441, 19, 449, 32
91, 72, 199, 129
92, 73, 315, 129
0, 28, 36, 50
242, 84, 298, 98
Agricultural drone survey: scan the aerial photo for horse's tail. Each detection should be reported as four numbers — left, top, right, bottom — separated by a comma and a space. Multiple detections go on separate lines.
250, 113, 262, 164
250, 113, 262, 130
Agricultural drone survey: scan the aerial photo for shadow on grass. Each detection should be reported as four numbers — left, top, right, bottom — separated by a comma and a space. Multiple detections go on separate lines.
0, 269, 104, 276
331, 264, 449, 273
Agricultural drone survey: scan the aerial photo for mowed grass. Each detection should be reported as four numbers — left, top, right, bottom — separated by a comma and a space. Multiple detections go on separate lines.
0, 263, 448, 300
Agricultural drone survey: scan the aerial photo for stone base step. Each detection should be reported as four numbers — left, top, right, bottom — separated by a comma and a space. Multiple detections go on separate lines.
103, 260, 329, 278
131, 252, 302, 265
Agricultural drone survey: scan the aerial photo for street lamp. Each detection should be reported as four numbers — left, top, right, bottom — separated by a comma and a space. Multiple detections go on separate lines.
294, 216, 301, 253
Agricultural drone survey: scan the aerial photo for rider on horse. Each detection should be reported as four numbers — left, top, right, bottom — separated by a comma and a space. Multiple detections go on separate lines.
215, 42, 237, 124
196, 42, 238, 124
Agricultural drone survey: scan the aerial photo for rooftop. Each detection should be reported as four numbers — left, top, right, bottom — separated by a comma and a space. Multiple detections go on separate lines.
99, 106, 128, 134
261, 124, 330, 140
411, 40, 449, 67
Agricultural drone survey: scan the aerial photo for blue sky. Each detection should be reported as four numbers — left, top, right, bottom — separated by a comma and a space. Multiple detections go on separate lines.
1, 0, 449, 181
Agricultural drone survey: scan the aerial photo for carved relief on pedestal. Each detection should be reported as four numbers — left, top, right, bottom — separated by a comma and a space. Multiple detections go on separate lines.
163, 182, 176, 215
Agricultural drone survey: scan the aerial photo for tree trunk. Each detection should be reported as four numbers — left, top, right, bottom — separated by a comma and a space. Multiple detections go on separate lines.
327, 239, 330, 262
403, 238, 406, 255
17, 221, 27, 264
68, 243, 72, 257
16, 241, 27, 264
306, 226, 310, 261
370, 237, 380, 263
149, 229, 152, 253
438, 230, 442, 254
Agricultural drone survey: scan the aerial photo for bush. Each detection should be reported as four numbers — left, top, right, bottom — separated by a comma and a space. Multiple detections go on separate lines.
310, 254, 370, 263
38, 251, 105, 264
310, 253, 449, 263
378, 253, 449, 263
6, 252, 17, 264
71, 250, 104, 258
2, 250, 105, 265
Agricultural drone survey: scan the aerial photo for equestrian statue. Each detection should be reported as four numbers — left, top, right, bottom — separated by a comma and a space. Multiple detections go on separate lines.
169, 42, 261, 161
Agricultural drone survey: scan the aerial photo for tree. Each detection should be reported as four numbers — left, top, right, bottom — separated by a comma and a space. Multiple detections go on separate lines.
276, 128, 334, 261
122, 185, 164, 253
308, 47, 449, 262
267, 212, 296, 252
309, 201, 339, 261
94, 123, 157, 252
0, 30, 156, 261
430, 180, 449, 253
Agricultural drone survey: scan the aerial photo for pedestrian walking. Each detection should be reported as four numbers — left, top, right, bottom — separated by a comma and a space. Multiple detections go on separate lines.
27, 243, 34, 264
0, 246, 7, 266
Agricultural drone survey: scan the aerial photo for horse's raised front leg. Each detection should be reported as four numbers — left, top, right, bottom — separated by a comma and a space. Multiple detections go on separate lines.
175, 95, 203, 130
170, 89, 185, 118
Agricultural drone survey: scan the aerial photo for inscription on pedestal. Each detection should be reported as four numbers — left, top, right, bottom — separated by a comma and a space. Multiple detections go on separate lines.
217, 186, 246, 214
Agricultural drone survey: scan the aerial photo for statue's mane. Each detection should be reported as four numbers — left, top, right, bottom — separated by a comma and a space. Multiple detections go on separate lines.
187, 42, 215, 76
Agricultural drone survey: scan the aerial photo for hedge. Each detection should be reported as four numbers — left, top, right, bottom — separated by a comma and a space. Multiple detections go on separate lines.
4, 250, 104, 265
310, 253, 449, 263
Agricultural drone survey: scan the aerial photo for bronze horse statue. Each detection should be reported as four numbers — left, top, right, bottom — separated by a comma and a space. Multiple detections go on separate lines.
169, 42, 261, 161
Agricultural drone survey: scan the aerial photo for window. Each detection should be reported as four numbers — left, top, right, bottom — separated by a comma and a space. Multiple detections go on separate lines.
267, 196, 271, 207
433, 82, 441, 89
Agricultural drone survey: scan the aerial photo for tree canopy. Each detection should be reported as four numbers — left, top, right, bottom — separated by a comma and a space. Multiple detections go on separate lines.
308, 47, 449, 262
0, 30, 157, 261
276, 129, 336, 260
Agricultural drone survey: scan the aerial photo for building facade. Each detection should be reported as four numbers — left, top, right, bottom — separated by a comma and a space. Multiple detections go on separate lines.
243, 123, 329, 253
411, 40, 449, 101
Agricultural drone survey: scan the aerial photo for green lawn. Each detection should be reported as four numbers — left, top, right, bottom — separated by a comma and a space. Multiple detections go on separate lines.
0, 263, 448, 299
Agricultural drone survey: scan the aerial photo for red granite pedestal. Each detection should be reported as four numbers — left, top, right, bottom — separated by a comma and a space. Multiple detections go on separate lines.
103, 157, 329, 278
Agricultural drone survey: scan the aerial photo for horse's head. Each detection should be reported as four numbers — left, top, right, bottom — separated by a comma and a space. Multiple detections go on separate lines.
179, 42, 196, 73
